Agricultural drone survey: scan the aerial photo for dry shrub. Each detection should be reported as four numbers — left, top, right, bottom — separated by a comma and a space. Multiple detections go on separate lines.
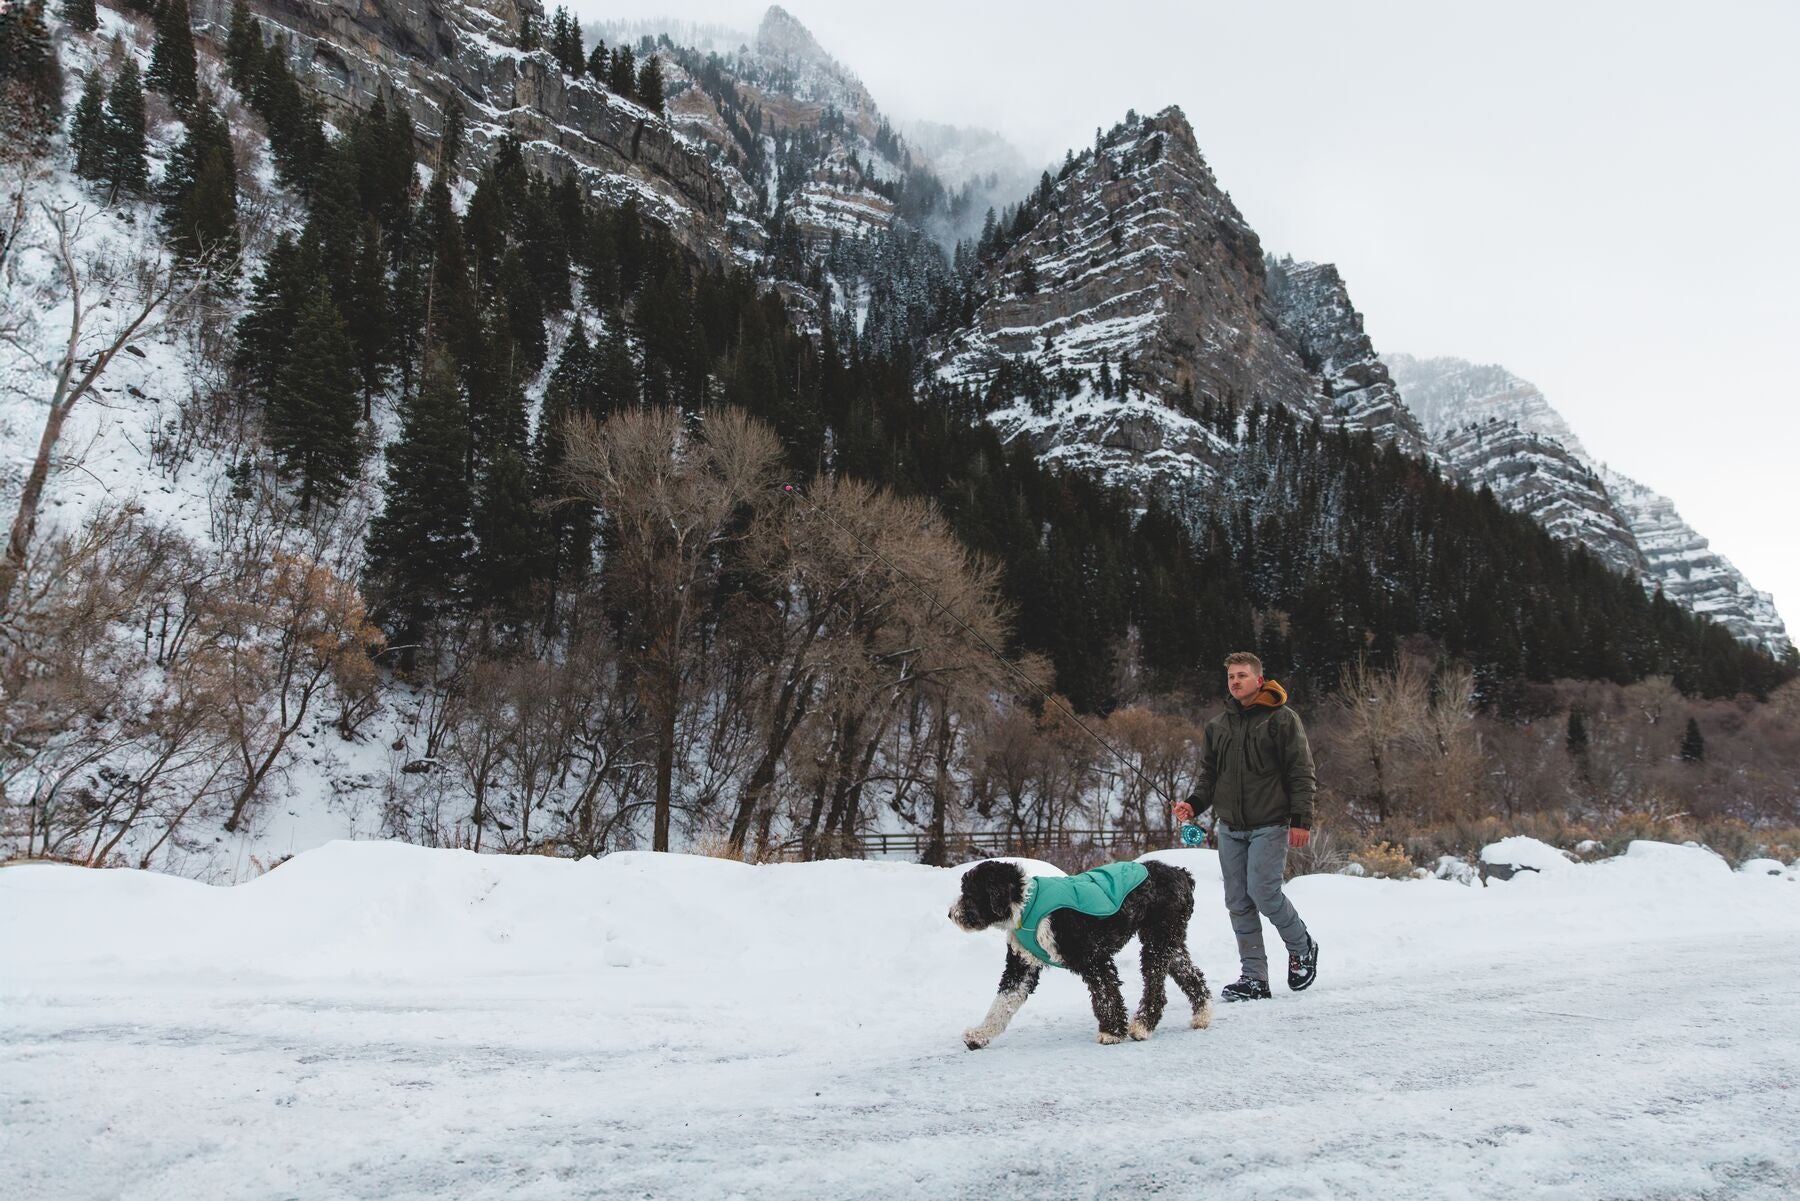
1349, 841, 1415, 879
689, 832, 796, 864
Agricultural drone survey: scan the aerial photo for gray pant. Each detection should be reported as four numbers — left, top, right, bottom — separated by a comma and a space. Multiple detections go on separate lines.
1218, 821, 1311, 983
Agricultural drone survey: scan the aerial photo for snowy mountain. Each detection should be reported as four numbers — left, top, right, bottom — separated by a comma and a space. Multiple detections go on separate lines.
164, 1, 1784, 657
1389, 354, 1790, 656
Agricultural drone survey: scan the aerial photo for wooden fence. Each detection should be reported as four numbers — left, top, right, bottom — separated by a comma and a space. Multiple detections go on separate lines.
853, 827, 1168, 861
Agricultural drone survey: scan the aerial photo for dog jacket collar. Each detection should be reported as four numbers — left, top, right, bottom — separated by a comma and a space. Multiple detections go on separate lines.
1014, 862, 1151, 967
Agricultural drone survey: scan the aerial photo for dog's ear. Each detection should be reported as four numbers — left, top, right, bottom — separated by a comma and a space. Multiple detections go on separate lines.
985, 865, 1020, 915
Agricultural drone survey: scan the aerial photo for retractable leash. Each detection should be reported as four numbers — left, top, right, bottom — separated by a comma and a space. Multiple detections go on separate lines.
777, 482, 1198, 846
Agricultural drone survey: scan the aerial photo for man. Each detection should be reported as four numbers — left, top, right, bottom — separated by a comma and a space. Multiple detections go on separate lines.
1172, 652, 1319, 1001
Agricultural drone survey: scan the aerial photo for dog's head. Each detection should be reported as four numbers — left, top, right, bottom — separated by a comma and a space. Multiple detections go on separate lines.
948, 860, 1029, 931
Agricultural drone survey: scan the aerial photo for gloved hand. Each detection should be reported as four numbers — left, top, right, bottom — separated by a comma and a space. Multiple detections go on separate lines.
1173, 801, 1194, 824
1288, 827, 1311, 850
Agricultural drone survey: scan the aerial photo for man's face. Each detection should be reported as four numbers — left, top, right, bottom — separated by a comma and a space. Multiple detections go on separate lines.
1227, 663, 1261, 702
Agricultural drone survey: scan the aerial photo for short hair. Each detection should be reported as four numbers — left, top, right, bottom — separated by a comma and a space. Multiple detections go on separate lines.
1223, 651, 1263, 674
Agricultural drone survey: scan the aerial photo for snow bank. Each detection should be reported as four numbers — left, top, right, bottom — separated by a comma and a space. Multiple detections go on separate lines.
6, 840, 1800, 1201
1479, 835, 1576, 871
6, 839, 1797, 996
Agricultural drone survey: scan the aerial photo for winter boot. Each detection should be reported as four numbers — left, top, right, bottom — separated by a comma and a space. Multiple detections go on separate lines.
1287, 937, 1319, 992
1220, 976, 1272, 1002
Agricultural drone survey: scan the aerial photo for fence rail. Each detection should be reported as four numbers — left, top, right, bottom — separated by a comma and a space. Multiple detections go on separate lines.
853, 827, 1171, 861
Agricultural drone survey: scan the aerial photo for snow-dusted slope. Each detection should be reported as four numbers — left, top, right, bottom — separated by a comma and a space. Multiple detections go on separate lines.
1265, 256, 1427, 456
1432, 422, 1643, 579
1603, 468, 1792, 654
1388, 354, 1591, 457
936, 109, 1302, 493
189, 0, 735, 258
3, 841, 1798, 1198
942, 107, 1315, 419
934, 109, 1434, 498
1390, 354, 1790, 654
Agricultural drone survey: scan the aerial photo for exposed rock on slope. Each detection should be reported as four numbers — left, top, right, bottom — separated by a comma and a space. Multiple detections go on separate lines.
935, 109, 1423, 494
942, 107, 1315, 421
1265, 256, 1426, 457
1390, 354, 1789, 655
1434, 420, 1641, 577
1602, 468, 1791, 656
192, 0, 733, 257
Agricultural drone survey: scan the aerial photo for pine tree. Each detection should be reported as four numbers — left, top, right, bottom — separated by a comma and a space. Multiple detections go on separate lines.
547, 7, 569, 67
365, 349, 474, 663
636, 53, 665, 111
348, 217, 395, 417
71, 73, 108, 181
304, 143, 362, 305
225, 0, 261, 90
269, 287, 363, 512
586, 41, 608, 83
439, 98, 466, 177
548, 6, 584, 76
0, 0, 63, 148
64, 0, 99, 35
251, 36, 326, 186
530, 322, 599, 616
607, 44, 636, 100
160, 93, 239, 265
518, 10, 542, 52
351, 97, 414, 236
234, 233, 319, 401
147, 0, 198, 111
1679, 716, 1706, 763
590, 317, 637, 413
101, 58, 149, 199
470, 446, 544, 620
1565, 705, 1589, 755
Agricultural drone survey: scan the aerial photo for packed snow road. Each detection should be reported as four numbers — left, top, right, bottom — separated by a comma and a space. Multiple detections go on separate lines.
4, 842, 1798, 1200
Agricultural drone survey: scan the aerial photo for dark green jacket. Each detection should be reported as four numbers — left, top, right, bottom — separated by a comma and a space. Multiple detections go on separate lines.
1191, 680, 1316, 830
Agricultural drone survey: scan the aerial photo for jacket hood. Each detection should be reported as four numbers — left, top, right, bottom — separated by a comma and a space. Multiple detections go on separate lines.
1236, 679, 1288, 710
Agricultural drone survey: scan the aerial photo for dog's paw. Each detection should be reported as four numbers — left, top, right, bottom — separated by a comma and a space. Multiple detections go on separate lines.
1128, 1019, 1153, 1041
1095, 1030, 1123, 1045
1190, 1000, 1213, 1030
963, 1028, 992, 1050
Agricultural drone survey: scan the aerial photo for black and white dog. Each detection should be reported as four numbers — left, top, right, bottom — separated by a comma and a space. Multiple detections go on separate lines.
948, 859, 1212, 1048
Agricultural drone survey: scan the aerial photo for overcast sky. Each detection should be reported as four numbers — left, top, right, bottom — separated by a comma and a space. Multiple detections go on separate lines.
574, 0, 1800, 637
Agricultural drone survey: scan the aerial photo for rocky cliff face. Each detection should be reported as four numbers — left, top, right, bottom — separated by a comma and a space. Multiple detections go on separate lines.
1434, 421, 1642, 577
934, 108, 1422, 494
1603, 469, 1792, 656
934, 110, 1294, 492
942, 108, 1314, 419
1388, 354, 1591, 457
1265, 257, 1426, 456
192, 0, 734, 258
1390, 354, 1789, 655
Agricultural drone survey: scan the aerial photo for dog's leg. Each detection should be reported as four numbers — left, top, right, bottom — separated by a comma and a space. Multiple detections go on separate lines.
1081, 957, 1129, 1044
1131, 939, 1171, 1040
1168, 946, 1213, 1029
964, 948, 1041, 1050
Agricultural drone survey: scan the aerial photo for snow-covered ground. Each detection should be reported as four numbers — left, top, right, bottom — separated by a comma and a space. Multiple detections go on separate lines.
3, 840, 1798, 1199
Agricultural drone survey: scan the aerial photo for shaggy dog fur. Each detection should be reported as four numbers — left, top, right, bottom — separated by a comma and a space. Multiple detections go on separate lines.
949, 859, 1212, 1048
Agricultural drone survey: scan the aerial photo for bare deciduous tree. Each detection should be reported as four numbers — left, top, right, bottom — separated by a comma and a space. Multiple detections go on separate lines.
0, 195, 220, 612
560, 406, 784, 851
